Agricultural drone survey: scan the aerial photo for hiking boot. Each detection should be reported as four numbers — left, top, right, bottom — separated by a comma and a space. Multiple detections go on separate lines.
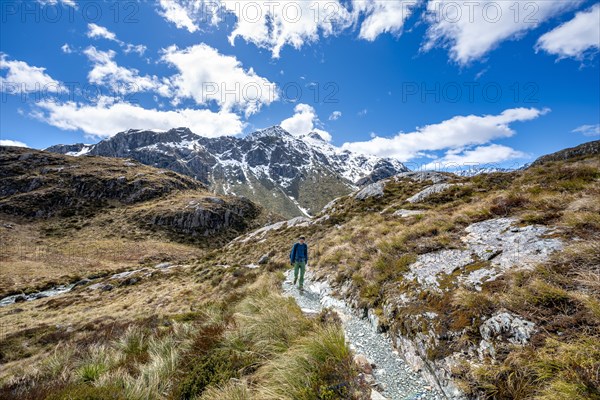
299, 286, 304, 293
293, 278, 297, 285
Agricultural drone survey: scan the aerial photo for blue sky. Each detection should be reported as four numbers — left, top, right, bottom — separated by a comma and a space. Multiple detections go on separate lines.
1, 0, 599, 170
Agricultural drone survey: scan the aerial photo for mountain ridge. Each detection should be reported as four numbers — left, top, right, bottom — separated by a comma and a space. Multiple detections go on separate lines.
46, 126, 409, 217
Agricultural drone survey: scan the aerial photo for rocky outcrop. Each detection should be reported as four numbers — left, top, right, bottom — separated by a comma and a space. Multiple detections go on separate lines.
406, 183, 455, 203
478, 312, 536, 359
354, 181, 385, 200
139, 196, 261, 237
392, 209, 425, 218
394, 171, 450, 184
404, 217, 563, 290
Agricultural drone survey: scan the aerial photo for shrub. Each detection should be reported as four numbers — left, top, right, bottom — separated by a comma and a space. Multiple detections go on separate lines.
177, 352, 236, 400
489, 193, 529, 216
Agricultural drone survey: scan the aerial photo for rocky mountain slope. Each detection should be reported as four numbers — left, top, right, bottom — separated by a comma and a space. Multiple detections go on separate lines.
46, 126, 408, 218
530, 139, 599, 167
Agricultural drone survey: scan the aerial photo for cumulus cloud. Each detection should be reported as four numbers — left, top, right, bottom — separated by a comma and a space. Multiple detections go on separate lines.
423, 144, 527, 169
161, 43, 278, 116
84, 47, 160, 94
342, 107, 548, 161
536, 3, 600, 60
157, 0, 200, 33
87, 23, 118, 42
33, 97, 244, 138
572, 124, 600, 137
281, 103, 332, 141
0, 139, 29, 147
329, 111, 342, 120
61, 43, 73, 54
224, 0, 353, 58
159, 0, 421, 57
353, 0, 422, 41
0, 53, 63, 93
423, 0, 582, 64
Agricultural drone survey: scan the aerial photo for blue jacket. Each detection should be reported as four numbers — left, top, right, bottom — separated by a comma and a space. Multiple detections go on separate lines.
290, 242, 308, 263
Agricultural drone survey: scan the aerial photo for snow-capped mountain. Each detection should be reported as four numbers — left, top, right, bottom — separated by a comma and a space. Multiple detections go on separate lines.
46, 126, 408, 217
450, 166, 517, 177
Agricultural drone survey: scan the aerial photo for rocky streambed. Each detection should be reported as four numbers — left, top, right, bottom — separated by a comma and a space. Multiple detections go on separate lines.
0, 262, 180, 307
283, 269, 444, 400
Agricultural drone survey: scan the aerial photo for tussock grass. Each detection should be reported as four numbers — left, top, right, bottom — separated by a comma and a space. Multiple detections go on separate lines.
470, 336, 600, 400
255, 324, 358, 400
197, 379, 251, 400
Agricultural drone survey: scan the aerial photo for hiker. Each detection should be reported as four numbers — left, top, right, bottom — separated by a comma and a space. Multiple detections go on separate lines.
290, 236, 308, 291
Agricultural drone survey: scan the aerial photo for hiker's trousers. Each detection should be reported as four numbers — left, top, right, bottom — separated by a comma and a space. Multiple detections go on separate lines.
293, 261, 306, 288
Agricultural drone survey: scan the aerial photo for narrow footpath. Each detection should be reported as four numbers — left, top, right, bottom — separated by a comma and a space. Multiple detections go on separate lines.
282, 270, 444, 400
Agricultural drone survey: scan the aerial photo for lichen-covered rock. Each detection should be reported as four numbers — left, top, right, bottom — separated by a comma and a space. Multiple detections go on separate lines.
405, 250, 473, 288
392, 209, 424, 218
394, 171, 450, 184
354, 181, 385, 200
463, 218, 563, 271
478, 312, 536, 360
480, 312, 535, 345
406, 184, 454, 203
404, 217, 563, 290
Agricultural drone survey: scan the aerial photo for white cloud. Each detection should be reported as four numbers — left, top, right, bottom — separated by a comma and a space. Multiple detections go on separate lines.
156, 0, 354, 58
342, 107, 548, 161
358, 108, 368, 116
423, 0, 582, 64
61, 43, 73, 54
83, 47, 160, 94
0, 53, 63, 93
87, 23, 118, 42
572, 124, 600, 137
158, 0, 200, 33
423, 144, 526, 169
0, 139, 29, 147
353, 0, 422, 41
329, 111, 342, 120
86, 24, 147, 56
161, 43, 278, 116
281, 103, 332, 141
536, 3, 600, 60
224, 0, 353, 58
37, 0, 77, 7
123, 44, 147, 56
33, 97, 244, 138
154, 1, 429, 57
